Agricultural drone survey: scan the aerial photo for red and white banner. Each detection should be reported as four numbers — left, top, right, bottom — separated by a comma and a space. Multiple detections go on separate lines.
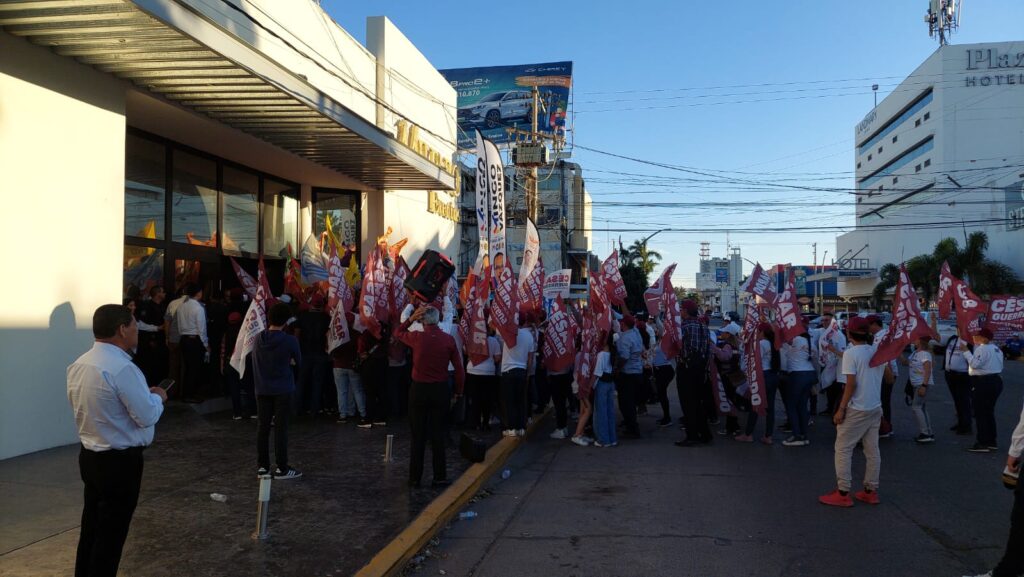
359, 246, 389, 338
871, 264, 938, 367
458, 268, 489, 364
543, 269, 572, 300
491, 265, 519, 348
229, 268, 269, 378
589, 272, 612, 333
937, 260, 957, 319
740, 262, 777, 302
519, 218, 540, 287
518, 257, 545, 316
986, 295, 1024, 343
477, 131, 506, 270
231, 258, 259, 299
644, 264, 677, 318
326, 247, 352, 353
773, 267, 804, 344
741, 304, 767, 415
954, 279, 989, 338
543, 295, 576, 372
574, 310, 600, 400
257, 257, 275, 305
601, 251, 628, 307
660, 272, 683, 359
709, 358, 738, 417
389, 256, 410, 327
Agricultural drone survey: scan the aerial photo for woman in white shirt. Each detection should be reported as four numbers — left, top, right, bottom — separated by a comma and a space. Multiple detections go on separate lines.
592, 334, 618, 447
905, 336, 935, 443
737, 324, 781, 444
962, 327, 1005, 453
466, 326, 501, 431
781, 330, 817, 447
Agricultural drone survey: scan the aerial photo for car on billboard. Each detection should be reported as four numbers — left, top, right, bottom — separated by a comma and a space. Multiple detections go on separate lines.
458, 90, 533, 128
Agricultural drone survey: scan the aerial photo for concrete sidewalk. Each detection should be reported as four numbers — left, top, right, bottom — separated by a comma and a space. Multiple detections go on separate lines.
0, 403, 498, 577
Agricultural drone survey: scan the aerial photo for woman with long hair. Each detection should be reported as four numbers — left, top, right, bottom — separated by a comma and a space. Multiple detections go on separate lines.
781, 327, 817, 447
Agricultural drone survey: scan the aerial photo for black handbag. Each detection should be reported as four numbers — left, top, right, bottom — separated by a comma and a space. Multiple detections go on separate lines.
459, 432, 487, 463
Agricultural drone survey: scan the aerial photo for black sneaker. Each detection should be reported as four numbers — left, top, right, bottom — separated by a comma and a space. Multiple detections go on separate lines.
336, 416, 349, 424
914, 434, 935, 444
273, 467, 303, 480
256, 467, 270, 478
967, 444, 991, 453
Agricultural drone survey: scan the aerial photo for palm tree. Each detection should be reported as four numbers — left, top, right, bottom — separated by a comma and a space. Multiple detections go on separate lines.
625, 239, 663, 280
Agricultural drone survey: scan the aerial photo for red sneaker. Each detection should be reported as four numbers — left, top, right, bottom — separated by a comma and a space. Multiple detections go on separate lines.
854, 490, 880, 505
818, 490, 854, 507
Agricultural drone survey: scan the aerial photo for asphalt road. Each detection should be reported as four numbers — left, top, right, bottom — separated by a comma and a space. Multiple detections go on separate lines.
412, 360, 1024, 577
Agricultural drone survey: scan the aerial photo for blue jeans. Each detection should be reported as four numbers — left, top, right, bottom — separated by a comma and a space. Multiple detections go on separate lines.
785, 370, 816, 438
594, 377, 618, 445
334, 368, 366, 418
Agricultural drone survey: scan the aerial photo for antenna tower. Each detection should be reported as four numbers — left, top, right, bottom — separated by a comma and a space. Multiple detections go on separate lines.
699, 241, 710, 261
925, 0, 962, 45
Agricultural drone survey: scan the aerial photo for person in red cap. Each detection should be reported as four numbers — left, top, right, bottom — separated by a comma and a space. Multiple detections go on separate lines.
675, 300, 713, 447
820, 316, 891, 507
961, 327, 1005, 453
866, 314, 899, 438
222, 311, 255, 419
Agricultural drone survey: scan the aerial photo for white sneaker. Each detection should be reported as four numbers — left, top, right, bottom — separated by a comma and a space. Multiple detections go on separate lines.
502, 429, 515, 437
963, 572, 992, 577
571, 435, 590, 446
549, 428, 567, 439
516, 429, 526, 437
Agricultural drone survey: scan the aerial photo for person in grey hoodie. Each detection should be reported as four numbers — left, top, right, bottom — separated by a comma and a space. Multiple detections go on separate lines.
253, 302, 302, 480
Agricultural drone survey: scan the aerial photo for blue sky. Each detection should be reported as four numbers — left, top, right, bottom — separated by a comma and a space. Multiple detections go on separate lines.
324, 0, 1024, 287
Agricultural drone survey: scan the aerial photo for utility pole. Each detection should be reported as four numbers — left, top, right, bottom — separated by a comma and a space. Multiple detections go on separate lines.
812, 243, 817, 314
527, 86, 539, 223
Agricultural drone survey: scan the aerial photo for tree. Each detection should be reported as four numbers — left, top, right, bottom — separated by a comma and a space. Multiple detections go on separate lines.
623, 239, 663, 278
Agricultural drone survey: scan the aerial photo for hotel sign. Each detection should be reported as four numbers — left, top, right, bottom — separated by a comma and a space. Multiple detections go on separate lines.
964, 48, 1024, 88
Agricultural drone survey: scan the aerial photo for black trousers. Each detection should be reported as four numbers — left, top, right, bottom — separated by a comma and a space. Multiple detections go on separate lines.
179, 335, 205, 400
466, 373, 496, 429
257, 394, 291, 471
993, 479, 1024, 577
680, 362, 711, 442
76, 446, 144, 577
226, 365, 255, 418
946, 370, 973, 433
654, 365, 675, 420
360, 357, 388, 423
134, 331, 166, 386
881, 377, 895, 426
616, 373, 641, 435
548, 372, 573, 429
500, 369, 528, 430
409, 380, 449, 484
972, 374, 1003, 447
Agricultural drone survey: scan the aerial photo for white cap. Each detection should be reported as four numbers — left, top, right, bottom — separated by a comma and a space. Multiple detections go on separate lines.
720, 323, 741, 336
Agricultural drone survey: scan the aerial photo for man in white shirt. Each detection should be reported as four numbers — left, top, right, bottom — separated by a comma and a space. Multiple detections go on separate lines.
67, 304, 168, 577
500, 316, 535, 437
820, 317, 890, 508
944, 331, 974, 435
867, 315, 899, 438
962, 327, 1005, 453
175, 283, 208, 402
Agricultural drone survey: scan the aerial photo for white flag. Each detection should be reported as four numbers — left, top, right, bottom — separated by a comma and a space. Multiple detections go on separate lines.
229, 270, 269, 378
477, 130, 506, 271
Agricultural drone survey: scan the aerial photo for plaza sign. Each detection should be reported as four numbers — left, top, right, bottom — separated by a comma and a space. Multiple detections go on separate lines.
964, 48, 1024, 88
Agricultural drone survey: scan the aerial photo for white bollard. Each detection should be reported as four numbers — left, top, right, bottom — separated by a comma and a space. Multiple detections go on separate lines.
252, 474, 272, 540
385, 434, 394, 463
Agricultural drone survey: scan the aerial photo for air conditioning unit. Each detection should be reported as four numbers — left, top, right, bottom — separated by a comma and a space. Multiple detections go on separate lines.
512, 143, 549, 166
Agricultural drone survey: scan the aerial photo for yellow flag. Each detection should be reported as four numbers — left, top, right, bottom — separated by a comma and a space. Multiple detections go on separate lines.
324, 215, 342, 253
344, 253, 362, 288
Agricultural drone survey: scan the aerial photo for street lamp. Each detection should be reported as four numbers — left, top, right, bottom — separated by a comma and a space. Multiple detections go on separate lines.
818, 250, 828, 314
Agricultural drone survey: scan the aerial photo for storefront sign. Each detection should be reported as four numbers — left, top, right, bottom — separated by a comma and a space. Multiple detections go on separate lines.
395, 119, 456, 177
427, 190, 462, 222
964, 48, 1024, 88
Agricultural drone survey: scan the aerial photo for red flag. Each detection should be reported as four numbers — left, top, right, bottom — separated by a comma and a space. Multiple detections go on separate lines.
660, 274, 683, 359
740, 262, 778, 303
358, 246, 388, 338
284, 259, 305, 300
709, 357, 738, 417
953, 278, 989, 338
601, 251, 628, 307
231, 258, 259, 299
870, 264, 939, 367
230, 268, 269, 378
742, 304, 767, 415
937, 260, 956, 319
389, 256, 411, 326
589, 272, 612, 333
518, 257, 545, 315
326, 247, 352, 353
574, 311, 600, 400
644, 264, 677, 318
461, 268, 491, 365
773, 267, 804, 344
543, 295, 576, 372
986, 295, 1024, 343
491, 266, 519, 348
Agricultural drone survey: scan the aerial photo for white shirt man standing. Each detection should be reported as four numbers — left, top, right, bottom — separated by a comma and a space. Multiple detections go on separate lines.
67, 304, 167, 577
174, 283, 208, 402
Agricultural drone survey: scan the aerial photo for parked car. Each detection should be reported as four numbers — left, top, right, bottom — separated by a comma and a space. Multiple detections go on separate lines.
710, 311, 723, 319
458, 90, 533, 128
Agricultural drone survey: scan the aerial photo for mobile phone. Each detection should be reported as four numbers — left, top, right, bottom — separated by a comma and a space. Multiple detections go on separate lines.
157, 379, 175, 392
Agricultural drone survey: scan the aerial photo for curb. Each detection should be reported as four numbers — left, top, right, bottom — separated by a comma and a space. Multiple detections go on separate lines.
355, 407, 552, 577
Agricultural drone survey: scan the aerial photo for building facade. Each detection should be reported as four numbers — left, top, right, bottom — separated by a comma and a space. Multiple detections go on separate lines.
835, 41, 1024, 303
0, 1, 459, 459
696, 247, 744, 316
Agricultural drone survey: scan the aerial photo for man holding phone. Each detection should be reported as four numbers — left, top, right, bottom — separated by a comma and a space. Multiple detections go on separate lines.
67, 304, 168, 577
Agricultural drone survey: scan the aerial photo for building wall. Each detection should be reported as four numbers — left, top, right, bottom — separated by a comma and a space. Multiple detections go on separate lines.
383, 190, 461, 263
839, 41, 1024, 298
0, 34, 128, 459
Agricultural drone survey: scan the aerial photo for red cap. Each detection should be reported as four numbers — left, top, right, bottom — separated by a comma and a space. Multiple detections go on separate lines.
621, 313, 636, 328
847, 316, 870, 333
865, 314, 882, 326
680, 300, 698, 315
228, 312, 243, 324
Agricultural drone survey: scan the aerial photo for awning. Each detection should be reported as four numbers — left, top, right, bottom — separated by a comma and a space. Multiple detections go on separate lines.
0, 0, 455, 191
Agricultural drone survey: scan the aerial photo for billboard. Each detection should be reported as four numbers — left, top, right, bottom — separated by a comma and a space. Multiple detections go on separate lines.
440, 61, 572, 149
715, 267, 729, 283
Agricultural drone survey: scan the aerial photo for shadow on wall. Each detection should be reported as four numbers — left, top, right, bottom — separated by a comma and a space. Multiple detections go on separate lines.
0, 303, 92, 460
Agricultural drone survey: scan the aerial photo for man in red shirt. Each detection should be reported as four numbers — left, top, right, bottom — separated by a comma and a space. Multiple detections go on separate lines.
396, 304, 465, 488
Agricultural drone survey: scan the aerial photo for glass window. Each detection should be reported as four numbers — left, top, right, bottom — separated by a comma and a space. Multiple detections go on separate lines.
222, 166, 259, 255
263, 178, 299, 257
125, 135, 166, 240
123, 244, 164, 297
314, 190, 360, 249
172, 150, 218, 246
